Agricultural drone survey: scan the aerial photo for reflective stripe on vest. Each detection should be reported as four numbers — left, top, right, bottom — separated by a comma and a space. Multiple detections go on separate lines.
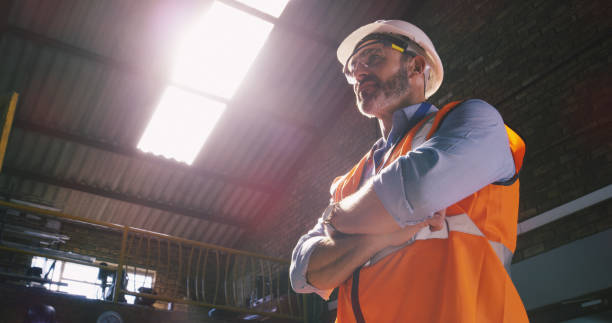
414, 214, 514, 274
409, 112, 436, 147
366, 213, 513, 273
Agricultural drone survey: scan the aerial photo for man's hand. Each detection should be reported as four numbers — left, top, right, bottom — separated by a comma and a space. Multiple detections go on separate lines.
428, 210, 446, 231
384, 210, 446, 247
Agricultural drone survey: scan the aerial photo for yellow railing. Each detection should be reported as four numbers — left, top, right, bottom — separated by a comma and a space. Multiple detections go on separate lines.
0, 92, 18, 172
0, 200, 306, 321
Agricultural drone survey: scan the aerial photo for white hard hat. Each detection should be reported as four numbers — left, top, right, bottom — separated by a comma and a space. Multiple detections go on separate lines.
337, 20, 444, 98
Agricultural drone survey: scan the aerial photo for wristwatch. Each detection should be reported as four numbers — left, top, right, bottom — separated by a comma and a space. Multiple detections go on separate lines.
322, 202, 341, 233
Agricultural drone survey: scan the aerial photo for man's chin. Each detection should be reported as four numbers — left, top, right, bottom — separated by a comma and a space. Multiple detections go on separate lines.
356, 101, 378, 118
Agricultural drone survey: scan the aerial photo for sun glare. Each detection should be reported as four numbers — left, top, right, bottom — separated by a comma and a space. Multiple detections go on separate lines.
171, 1, 274, 99
138, 86, 226, 165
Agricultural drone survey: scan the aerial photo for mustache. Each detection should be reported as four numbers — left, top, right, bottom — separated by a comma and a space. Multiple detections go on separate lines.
358, 75, 381, 87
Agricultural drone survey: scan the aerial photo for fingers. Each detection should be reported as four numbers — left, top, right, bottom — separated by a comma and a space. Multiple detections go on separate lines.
428, 210, 446, 232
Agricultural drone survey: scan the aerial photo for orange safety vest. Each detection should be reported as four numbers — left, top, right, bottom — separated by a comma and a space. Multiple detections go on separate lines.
331, 101, 528, 323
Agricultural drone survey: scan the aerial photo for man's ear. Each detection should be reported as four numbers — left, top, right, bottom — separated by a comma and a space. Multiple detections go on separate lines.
411, 56, 427, 75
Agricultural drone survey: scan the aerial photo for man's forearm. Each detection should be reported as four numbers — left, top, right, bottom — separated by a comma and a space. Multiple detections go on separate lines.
332, 181, 402, 234
306, 233, 385, 290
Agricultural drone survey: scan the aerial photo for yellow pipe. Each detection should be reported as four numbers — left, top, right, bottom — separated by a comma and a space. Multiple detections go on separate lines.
0, 92, 18, 172
128, 226, 289, 264
178, 242, 183, 291
213, 250, 220, 305
201, 248, 209, 301
224, 253, 231, 306
195, 247, 203, 301
186, 245, 195, 299
113, 226, 129, 303
0, 200, 289, 263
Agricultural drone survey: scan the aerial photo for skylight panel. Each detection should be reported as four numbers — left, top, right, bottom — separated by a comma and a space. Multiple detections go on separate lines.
171, 1, 274, 99
137, 86, 226, 165
234, 0, 291, 18
139, 0, 279, 163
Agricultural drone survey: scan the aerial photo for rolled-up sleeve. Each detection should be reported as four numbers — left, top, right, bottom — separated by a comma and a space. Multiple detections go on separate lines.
373, 99, 516, 227
290, 219, 334, 299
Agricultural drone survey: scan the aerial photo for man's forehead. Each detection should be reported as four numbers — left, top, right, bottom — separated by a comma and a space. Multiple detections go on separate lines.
351, 41, 386, 59
357, 39, 382, 48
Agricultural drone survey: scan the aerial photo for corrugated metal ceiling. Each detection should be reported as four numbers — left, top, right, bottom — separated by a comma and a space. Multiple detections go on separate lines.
0, 0, 416, 247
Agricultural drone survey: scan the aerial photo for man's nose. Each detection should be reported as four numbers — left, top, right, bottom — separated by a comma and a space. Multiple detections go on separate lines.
353, 62, 371, 83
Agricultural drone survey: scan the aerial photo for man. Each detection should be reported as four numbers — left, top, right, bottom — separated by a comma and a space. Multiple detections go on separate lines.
290, 20, 528, 322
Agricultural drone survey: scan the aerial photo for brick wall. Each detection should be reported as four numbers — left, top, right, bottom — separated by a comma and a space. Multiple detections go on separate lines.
514, 199, 612, 262
240, 0, 612, 264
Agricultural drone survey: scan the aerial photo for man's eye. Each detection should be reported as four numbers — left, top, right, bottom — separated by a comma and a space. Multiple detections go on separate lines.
367, 54, 383, 66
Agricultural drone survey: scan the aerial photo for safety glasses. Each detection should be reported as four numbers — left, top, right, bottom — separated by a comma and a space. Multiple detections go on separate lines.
343, 39, 416, 84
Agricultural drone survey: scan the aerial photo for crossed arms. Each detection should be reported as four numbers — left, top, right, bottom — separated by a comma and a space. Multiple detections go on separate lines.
306, 182, 445, 290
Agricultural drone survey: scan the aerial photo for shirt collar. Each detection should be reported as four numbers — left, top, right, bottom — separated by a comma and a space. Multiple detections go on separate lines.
378, 102, 438, 147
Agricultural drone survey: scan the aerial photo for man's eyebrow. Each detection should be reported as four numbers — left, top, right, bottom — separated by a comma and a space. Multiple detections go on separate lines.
353, 47, 384, 61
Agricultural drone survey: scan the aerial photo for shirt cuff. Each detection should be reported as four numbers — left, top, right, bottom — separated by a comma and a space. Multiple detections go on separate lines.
372, 160, 424, 228
290, 235, 334, 300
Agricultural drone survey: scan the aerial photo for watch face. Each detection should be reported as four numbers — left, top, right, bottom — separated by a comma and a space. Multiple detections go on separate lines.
96, 311, 123, 323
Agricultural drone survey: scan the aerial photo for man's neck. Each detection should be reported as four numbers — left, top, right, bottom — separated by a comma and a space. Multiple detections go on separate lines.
379, 118, 393, 139
377, 103, 406, 139
378, 102, 425, 139
376, 92, 426, 138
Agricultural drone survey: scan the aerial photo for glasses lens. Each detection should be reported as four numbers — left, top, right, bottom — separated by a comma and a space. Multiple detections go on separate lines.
345, 72, 356, 84
343, 44, 387, 85
344, 59, 357, 84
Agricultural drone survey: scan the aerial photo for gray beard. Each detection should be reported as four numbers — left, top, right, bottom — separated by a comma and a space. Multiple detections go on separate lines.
358, 65, 410, 114
382, 65, 409, 98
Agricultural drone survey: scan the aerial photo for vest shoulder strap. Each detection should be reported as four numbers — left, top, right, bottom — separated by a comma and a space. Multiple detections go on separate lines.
425, 100, 464, 140
391, 100, 463, 158
331, 151, 371, 202
494, 125, 525, 185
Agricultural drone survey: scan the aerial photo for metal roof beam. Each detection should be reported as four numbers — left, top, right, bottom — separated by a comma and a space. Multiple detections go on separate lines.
2, 166, 247, 228
218, 0, 338, 48
4, 26, 153, 80
218, 0, 279, 24
13, 119, 279, 193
